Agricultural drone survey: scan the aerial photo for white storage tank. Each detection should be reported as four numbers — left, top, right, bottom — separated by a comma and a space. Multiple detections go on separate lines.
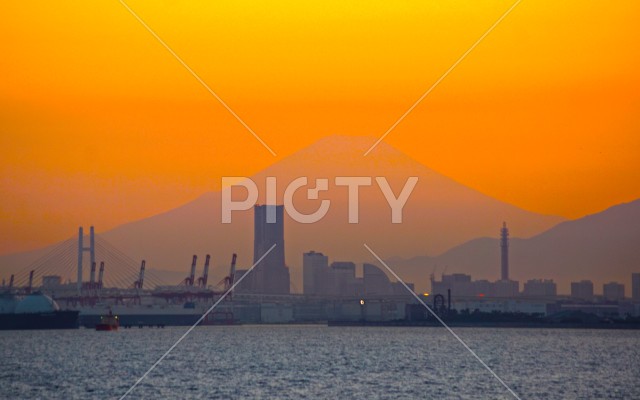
0, 293, 19, 313
14, 293, 59, 314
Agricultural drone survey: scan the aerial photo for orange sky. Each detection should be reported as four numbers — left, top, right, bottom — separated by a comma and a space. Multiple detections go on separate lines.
1, 0, 639, 255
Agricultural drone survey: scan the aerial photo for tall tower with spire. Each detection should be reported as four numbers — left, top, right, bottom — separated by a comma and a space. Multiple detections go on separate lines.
251, 205, 290, 294
500, 222, 509, 281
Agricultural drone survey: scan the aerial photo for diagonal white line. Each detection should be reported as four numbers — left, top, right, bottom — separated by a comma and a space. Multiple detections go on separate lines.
363, 243, 522, 400
364, 0, 523, 156
119, 243, 277, 400
118, 0, 277, 156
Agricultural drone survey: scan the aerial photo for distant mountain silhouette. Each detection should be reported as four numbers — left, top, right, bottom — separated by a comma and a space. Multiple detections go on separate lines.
0, 136, 564, 290
390, 199, 640, 293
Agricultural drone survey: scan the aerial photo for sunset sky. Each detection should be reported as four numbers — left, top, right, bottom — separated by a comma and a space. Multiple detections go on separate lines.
1, 0, 639, 255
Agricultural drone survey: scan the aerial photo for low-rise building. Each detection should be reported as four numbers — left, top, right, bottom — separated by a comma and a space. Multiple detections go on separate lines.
522, 279, 557, 298
570, 280, 594, 301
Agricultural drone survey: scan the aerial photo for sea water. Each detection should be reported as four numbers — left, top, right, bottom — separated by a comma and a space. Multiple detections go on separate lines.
1, 326, 639, 399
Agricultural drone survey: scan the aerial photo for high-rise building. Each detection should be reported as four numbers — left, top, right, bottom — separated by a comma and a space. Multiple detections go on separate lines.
363, 263, 392, 295
632, 273, 640, 302
570, 280, 594, 301
328, 261, 359, 296
303, 253, 411, 298
603, 282, 624, 302
303, 251, 329, 295
250, 205, 290, 294
500, 222, 509, 281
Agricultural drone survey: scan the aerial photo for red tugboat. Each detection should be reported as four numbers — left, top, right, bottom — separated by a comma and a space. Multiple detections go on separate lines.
95, 309, 119, 331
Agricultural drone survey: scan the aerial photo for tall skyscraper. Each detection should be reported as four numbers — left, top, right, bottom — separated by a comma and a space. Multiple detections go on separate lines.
251, 205, 290, 294
500, 222, 509, 281
633, 273, 640, 302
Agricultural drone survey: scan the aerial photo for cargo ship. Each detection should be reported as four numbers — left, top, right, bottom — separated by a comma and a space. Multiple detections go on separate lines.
0, 292, 79, 330
75, 299, 240, 328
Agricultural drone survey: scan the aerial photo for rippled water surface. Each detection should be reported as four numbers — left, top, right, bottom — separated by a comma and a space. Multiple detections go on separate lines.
1, 326, 639, 399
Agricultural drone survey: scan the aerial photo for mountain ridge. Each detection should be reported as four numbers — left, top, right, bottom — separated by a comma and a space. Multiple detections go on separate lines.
1, 135, 567, 290
390, 199, 640, 293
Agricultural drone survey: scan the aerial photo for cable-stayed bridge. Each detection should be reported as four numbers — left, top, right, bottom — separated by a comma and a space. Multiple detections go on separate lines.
4, 227, 169, 293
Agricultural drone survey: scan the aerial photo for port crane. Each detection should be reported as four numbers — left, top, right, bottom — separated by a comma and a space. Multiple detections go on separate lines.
133, 260, 146, 289
196, 255, 211, 288
183, 255, 198, 286
27, 270, 34, 294
89, 262, 97, 288
97, 262, 104, 289
221, 253, 237, 293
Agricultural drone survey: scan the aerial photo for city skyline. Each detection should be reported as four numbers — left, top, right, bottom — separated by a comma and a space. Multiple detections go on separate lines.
1, 176, 638, 295
4, 203, 635, 301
